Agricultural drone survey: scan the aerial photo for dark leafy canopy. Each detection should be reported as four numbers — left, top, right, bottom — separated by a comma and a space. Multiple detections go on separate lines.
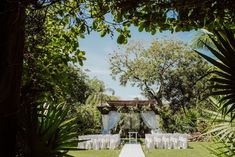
23, 9, 89, 104
110, 40, 210, 111
195, 28, 235, 120
19, 9, 92, 156
29, 0, 235, 45
109, 0, 235, 31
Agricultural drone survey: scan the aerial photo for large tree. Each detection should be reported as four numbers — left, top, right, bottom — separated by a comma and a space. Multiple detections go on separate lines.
0, 0, 234, 156
109, 40, 211, 132
109, 40, 211, 113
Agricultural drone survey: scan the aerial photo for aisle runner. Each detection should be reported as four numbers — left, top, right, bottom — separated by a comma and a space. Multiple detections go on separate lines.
119, 144, 145, 157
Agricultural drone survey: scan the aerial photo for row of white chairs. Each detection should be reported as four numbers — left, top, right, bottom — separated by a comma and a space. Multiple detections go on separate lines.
145, 133, 188, 149
78, 134, 120, 150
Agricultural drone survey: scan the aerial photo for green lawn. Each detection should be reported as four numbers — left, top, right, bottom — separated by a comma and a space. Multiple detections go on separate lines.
68, 149, 120, 157
143, 142, 213, 157
69, 142, 213, 157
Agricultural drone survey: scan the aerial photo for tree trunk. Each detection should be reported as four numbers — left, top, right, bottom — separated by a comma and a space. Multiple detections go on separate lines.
0, 1, 25, 156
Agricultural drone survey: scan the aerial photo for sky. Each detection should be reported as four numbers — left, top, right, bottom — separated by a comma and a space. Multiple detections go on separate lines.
78, 26, 197, 100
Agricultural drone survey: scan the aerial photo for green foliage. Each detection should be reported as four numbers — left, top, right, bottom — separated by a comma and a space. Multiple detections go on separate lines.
191, 30, 215, 49
76, 104, 101, 135
161, 108, 200, 133
85, 78, 117, 106
77, 78, 118, 134
66, 67, 90, 104
109, 0, 234, 36
20, 8, 112, 156
209, 137, 235, 157
17, 101, 79, 157
85, 78, 106, 105
110, 40, 210, 111
204, 97, 235, 157
12, 0, 233, 156
205, 97, 235, 140
28, 0, 234, 46
34, 102, 79, 157
23, 9, 117, 147
195, 28, 235, 120
24, 9, 89, 104
109, 39, 211, 132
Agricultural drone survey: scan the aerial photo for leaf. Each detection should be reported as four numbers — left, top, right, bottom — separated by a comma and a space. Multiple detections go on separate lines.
188, 9, 194, 17
138, 22, 145, 32
100, 30, 106, 37
195, 50, 232, 74
80, 34, 85, 38
151, 29, 157, 35
63, 34, 71, 42
196, 28, 235, 119
117, 34, 125, 44
116, 28, 122, 33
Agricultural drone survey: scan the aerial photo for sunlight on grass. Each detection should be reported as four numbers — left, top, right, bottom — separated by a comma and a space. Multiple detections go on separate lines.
69, 142, 212, 157
68, 149, 120, 157
143, 142, 213, 157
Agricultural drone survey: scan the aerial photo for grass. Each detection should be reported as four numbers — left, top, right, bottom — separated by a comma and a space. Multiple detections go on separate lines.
143, 142, 213, 157
68, 149, 120, 157
68, 142, 213, 157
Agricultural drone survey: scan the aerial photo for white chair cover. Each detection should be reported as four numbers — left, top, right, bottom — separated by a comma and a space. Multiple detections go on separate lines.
145, 133, 188, 149
78, 134, 120, 150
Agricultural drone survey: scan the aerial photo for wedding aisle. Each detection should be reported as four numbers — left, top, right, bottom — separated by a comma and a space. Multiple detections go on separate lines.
119, 144, 145, 157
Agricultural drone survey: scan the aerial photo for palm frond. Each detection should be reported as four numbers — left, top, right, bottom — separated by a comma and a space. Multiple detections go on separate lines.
203, 96, 235, 157
195, 28, 235, 120
31, 102, 80, 157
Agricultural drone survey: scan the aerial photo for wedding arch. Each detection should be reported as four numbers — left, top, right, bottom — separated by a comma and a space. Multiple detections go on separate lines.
97, 100, 160, 134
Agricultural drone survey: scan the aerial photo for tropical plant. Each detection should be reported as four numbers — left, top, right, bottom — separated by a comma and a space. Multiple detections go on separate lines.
209, 136, 235, 157
191, 29, 214, 49
205, 97, 235, 140
18, 101, 80, 157
203, 97, 235, 157
195, 28, 235, 120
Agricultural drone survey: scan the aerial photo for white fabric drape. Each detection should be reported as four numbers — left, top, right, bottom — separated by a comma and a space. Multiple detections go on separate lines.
102, 111, 120, 134
107, 111, 120, 131
102, 114, 109, 134
141, 111, 159, 133
155, 114, 160, 132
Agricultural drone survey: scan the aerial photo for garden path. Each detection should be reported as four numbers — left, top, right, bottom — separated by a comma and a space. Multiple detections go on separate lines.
119, 143, 145, 157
